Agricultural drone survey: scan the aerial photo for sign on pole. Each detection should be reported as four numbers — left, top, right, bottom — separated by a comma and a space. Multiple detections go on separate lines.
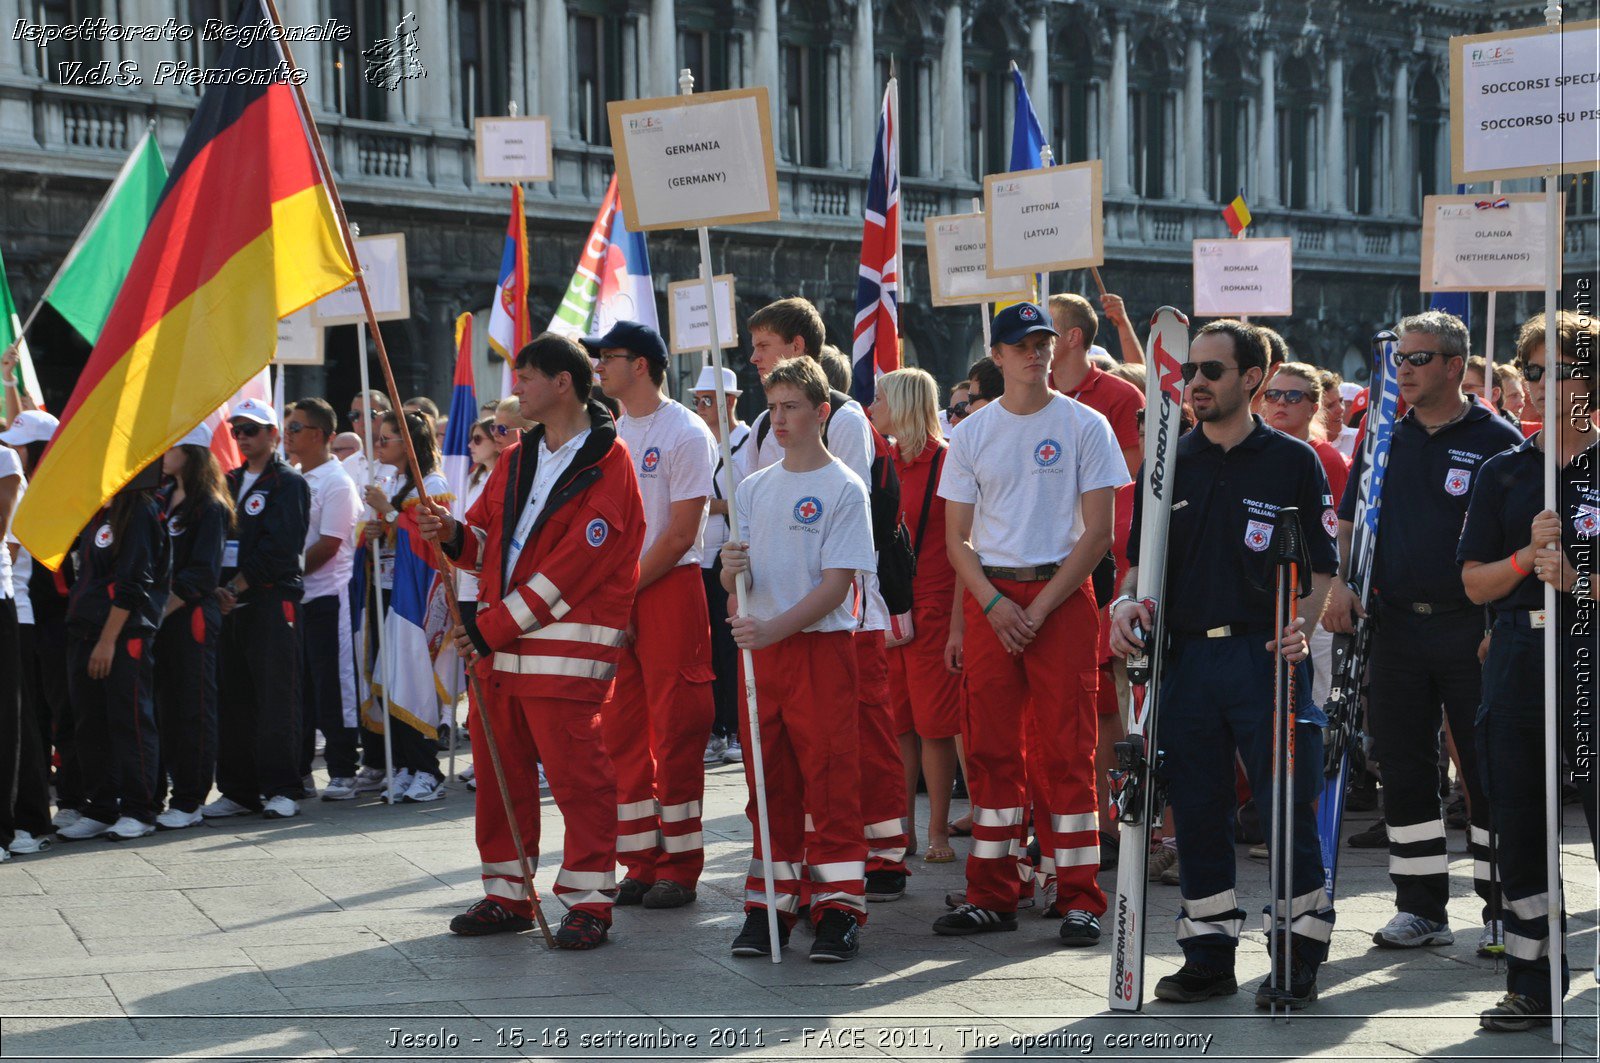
273, 306, 324, 366
310, 233, 410, 326
924, 212, 1034, 307
983, 160, 1103, 277
667, 274, 738, 355
474, 116, 554, 184
607, 87, 780, 232
1421, 192, 1564, 292
1192, 238, 1294, 317
1449, 19, 1600, 182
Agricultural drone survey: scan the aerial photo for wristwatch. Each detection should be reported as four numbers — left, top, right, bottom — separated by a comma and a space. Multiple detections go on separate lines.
1109, 594, 1137, 617
384, 508, 398, 524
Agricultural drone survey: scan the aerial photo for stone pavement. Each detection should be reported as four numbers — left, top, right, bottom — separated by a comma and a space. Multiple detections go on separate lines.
0, 753, 1595, 1062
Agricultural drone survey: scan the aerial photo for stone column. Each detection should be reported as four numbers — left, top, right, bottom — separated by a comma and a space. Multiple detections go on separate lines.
1027, 3, 1048, 143
853, 0, 875, 169
1107, 19, 1129, 194
917, 60, 934, 176
540, 0, 570, 142
1185, 32, 1205, 202
755, 0, 778, 129
1256, 43, 1279, 208
0, 0, 21, 76
651, 0, 675, 96
1325, 50, 1346, 212
1390, 60, 1410, 214
825, 46, 842, 167
940, 1, 965, 180
414, 0, 453, 126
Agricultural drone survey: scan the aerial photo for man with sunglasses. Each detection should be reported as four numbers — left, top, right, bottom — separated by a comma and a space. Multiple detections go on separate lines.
1323, 311, 1523, 956
1109, 319, 1338, 1009
202, 398, 311, 822
342, 389, 396, 488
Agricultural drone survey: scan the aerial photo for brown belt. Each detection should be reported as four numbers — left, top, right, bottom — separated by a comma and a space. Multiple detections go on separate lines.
982, 563, 1060, 583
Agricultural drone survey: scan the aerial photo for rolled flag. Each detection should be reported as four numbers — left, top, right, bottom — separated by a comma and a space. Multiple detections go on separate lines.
549, 175, 621, 339
1223, 194, 1252, 236
0, 247, 42, 409
851, 77, 901, 407
593, 205, 657, 335
441, 313, 477, 520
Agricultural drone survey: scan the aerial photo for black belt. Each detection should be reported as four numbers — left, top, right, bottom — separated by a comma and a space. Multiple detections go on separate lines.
1379, 597, 1476, 617
982, 563, 1059, 583
1494, 609, 1548, 629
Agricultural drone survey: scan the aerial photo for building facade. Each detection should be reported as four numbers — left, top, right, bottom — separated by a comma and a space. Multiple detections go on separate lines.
0, 0, 1592, 412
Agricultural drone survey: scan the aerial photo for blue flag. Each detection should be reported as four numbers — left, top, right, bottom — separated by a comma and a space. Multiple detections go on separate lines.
1009, 64, 1048, 172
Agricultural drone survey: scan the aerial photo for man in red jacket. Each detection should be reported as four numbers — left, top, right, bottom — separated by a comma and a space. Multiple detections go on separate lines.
418, 333, 645, 950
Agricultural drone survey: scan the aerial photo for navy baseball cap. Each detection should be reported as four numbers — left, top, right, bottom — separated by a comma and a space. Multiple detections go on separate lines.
991, 302, 1058, 346
580, 320, 669, 367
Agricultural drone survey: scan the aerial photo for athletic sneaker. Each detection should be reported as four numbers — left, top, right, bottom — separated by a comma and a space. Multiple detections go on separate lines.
449, 897, 534, 936
1479, 992, 1551, 1031
106, 816, 155, 841
381, 769, 415, 805
321, 777, 358, 801
703, 735, 729, 764
932, 904, 1018, 936
200, 796, 255, 818
57, 816, 114, 841
865, 870, 907, 902
615, 877, 650, 906
1348, 817, 1388, 848
50, 808, 82, 830
402, 773, 445, 803
262, 796, 300, 820
642, 880, 696, 909
731, 910, 789, 957
809, 910, 860, 963
1254, 963, 1319, 1010
722, 739, 744, 764
1058, 910, 1101, 947
353, 767, 387, 793
458, 765, 475, 784
7, 830, 53, 854
1372, 912, 1453, 949
299, 774, 318, 800
1147, 845, 1179, 882
156, 808, 203, 830
1477, 919, 1505, 957
553, 909, 609, 950
1153, 964, 1238, 1003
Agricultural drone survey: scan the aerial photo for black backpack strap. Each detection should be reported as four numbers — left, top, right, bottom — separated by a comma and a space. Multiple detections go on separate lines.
912, 447, 945, 559
754, 409, 771, 453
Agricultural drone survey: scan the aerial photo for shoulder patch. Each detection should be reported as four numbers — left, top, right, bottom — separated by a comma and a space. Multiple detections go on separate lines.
93, 524, 113, 549
585, 518, 609, 547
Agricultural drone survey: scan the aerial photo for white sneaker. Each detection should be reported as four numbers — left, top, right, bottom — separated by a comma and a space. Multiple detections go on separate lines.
201, 796, 255, 818
106, 816, 156, 841
403, 773, 445, 803
156, 807, 203, 830
51, 808, 82, 830
353, 767, 387, 792
58, 816, 115, 841
382, 769, 415, 804
321, 777, 358, 801
722, 739, 744, 764
262, 795, 300, 819
8, 830, 54, 854
300, 774, 318, 799
458, 764, 476, 783
704, 735, 729, 764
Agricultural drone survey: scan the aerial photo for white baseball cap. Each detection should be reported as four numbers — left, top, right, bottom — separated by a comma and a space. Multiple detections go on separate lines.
1339, 382, 1362, 403
229, 397, 277, 428
692, 366, 741, 396
175, 422, 214, 448
0, 409, 59, 446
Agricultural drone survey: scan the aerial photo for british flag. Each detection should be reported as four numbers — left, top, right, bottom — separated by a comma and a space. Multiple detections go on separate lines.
851, 78, 901, 407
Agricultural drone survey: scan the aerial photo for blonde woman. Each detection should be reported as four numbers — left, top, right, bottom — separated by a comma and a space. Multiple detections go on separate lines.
491, 396, 533, 455
869, 368, 967, 863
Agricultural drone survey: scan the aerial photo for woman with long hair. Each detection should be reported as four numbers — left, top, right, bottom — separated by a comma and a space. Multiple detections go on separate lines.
869, 368, 968, 864
360, 410, 452, 803
152, 427, 234, 829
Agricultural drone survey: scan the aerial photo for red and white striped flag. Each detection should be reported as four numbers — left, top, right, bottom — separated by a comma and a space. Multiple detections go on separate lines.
851, 78, 900, 406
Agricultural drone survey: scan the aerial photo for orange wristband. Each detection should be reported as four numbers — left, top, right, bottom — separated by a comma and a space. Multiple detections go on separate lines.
1509, 551, 1529, 576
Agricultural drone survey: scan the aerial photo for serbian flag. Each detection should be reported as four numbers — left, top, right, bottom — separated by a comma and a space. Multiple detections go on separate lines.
593, 207, 657, 335
851, 78, 900, 407
13, 0, 354, 569
486, 185, 532, 365
549, 176, 621, 339
1223, 194, 1252, 236
441, 313, 477, 520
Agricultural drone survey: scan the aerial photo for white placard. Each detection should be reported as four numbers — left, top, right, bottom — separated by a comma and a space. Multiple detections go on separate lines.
474, 116, 554, 183
1421, 193, 1563, 292
272, 307, 323, 365
1450, 20, 1600, 182
310, 233, 410, 326
607, 88, 779, 232
924, 213, 1034, 307
667, 275, 738, 355
1192, 238, 1294, 317
984, 160, 1103, 277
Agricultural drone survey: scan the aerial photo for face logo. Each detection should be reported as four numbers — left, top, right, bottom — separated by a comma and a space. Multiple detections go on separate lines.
794, 496, 823, 525
1245, 519, 1274, 553
585, 518, 609, 547
641, 446, 661, 473
167, 516, 184, 537
1444, 468, 1471, 497
1576, 505, 1599, 539
244, 492, 266, 516
1034, 438, 1062, 467
1322, 508, 1338, 538
93, 524, 113, 549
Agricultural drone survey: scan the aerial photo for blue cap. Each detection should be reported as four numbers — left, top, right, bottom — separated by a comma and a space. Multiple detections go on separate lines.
580, 320, 669, 367
991, 302, 1058, 346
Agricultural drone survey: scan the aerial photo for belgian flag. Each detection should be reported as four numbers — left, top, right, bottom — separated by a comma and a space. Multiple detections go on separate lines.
15, 0, 355, 569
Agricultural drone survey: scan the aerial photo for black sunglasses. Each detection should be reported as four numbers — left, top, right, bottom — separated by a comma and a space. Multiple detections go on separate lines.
1263, 388, 1313, 405
949, 400, 971, 417
1181, 361, 1240, 384
230, 423, 264, 439
1390, 350, 1445, 368
347, 410, 369, 422
284, 422, 319, 435
1523, 361, 1589, 383
492, 423, 514, 437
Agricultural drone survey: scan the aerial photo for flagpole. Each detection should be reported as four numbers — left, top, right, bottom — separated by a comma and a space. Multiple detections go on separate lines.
1037, 143, 1052, 303
682, 66, 783, 964
262, 0, 556, 950
972, 196, 991, 348
1483, 180, 1503, 404
354, 313, 396, 810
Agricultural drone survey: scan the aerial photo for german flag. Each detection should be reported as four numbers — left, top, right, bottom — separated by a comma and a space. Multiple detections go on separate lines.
14, 0, 354, 569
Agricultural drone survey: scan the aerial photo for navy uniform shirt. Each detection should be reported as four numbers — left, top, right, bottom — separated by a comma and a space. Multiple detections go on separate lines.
1129, 416, 1338, 634
66, 494, 171, 638
159, 484, 228, 615
224, 454, 310, 601
1339, 395, 1521, 606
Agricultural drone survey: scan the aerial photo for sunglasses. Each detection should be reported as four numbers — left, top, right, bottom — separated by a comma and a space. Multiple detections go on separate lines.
1181, 361, 1240, 384
284, 422, 319, 435
949, 400, 971, 417
695, 395, 717, 409
1263, 389, 1313, 405
1523, 361, 1589, 383
230, 423, 264, 439
492, 424, 514, 437
1390, 350, 1445, 368
347, 410, 370, 422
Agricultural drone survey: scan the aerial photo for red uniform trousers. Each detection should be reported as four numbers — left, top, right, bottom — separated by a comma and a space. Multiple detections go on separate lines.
600, 564, 716, 888
887, 596, 962, 739
472, 682, 618, 923
962, 579, 1104, 915
738, 630, 867, 927
854, 630, 909, 875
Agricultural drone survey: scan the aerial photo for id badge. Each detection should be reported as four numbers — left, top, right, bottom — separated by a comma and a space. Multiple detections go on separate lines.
378, 550, 396, 589
222, 539, 239, 569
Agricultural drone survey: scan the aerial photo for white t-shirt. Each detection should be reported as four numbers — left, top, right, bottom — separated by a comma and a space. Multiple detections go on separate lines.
618, 399, 715, 567
506, 430, 591, 575
1333, 424, 1360, 460
300, 459, 360, 601
938, 392, 1130, 568
377, 471, 449, 590
734, 457, 876, 634
341, 453, 397, 517
458, 473, 491, 600
700, 422, 750, 567
0, 447, 23, 601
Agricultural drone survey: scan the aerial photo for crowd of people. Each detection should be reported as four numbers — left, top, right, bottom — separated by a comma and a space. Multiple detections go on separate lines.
0, 290, 1593, 1031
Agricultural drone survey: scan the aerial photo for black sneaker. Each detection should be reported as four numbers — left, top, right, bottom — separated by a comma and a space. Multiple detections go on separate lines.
1348, 818, 1389, 848
1479, 992, 1552, 1032
810, 909, 861, 963
1253, 963, 1318, 1010
1058, 909, 1101, 947
553, 909, 609, 950
615, 877, 650, 906
449, 898, 534, 936
1153, 964, 1239, 1003
730, 910, 789, 957
641, 879, 696, 909
865, 870, 907, 902
1344, 776, 1380, 813
932, 903, 1018, 936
